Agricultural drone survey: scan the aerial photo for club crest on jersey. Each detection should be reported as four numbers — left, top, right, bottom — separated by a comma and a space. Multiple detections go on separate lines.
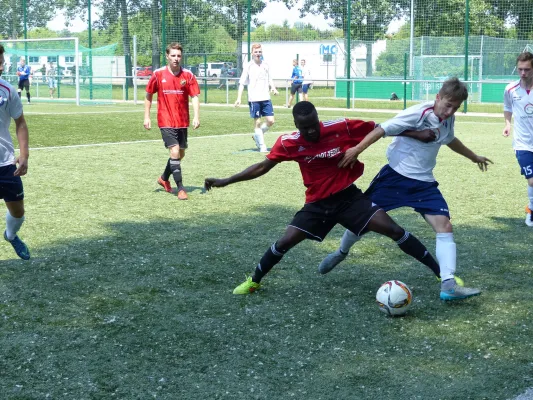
180, 79, 187, 86
524, 103, 533, 115
0, 96, 5, 106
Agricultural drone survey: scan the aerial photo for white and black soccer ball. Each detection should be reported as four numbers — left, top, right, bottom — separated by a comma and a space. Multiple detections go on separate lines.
376, 280, 413, 316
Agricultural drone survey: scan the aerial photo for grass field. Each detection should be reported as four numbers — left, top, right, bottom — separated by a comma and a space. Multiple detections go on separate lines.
1, 102, 532, 399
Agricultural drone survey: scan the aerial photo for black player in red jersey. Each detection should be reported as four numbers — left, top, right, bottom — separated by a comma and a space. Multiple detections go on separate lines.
205, 101, 441, 295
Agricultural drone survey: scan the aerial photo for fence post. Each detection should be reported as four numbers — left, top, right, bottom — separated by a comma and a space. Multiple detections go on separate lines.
403, 53, 408, 110
463, 0, 470, 113
203, 54, 208, 104
345, 0, 351, 109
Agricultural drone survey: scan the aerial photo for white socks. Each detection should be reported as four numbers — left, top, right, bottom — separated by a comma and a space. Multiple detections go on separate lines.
436, 232, 456, 281
253, 128, 266, 149
528, 185, 533, 210
339, 230, 362, 254
260, 122, 270, 133
5, 211, 24, 240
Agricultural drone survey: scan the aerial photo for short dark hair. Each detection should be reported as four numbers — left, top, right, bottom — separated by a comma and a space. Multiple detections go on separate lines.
293, 101, 317, 119
166, 42, 183, 55
438, 77, 468, 102
516, 52, 533, 67
0, 44, 4, 56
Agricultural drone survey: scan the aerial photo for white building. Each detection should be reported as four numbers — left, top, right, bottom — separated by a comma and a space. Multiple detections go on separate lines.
242, 40, 387, 82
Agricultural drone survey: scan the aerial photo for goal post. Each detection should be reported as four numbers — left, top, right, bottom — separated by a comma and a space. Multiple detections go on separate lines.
1, 37, 80, 105
412, 54, 482, 102
0, 37, 118, 105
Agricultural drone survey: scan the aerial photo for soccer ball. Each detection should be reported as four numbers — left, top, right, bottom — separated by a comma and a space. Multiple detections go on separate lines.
376, 280, 413, 316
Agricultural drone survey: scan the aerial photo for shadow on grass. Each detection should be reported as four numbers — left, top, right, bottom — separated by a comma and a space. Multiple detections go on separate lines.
0, 205, 531, 399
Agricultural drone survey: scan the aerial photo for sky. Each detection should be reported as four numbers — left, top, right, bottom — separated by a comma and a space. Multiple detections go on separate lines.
47, 1, 402, 34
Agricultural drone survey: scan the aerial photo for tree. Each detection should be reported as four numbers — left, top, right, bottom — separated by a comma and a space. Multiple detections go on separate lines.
295, 0, 403, 76
210, 0, 268, 73
1, 0, 59, 39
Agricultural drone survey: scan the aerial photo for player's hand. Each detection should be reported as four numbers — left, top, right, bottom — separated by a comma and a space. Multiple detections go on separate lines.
502, 126, 511, 137
234, 99, 241, 108
14, 156, 28, 177
16, 72, 21, 76
204, 178, 228, 191
338, 147, 361, 169
271, 88, 278, 95
192, 118, 200, 129
143, 118, 151, 130
473, 156, 493, 172
414, 129, 437, 143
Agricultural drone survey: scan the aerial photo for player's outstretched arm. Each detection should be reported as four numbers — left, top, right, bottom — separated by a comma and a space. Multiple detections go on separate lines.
338, 126, 385, 169
447, 137, 493, 171
205, 159, 278, 191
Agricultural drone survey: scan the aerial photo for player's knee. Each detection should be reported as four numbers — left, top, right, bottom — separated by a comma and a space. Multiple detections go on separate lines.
387, 224, 406, 241
277, 231, 304, 251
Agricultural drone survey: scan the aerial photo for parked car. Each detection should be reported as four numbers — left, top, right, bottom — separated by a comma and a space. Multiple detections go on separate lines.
137, 67, 152, 79
197, 62, 225, 77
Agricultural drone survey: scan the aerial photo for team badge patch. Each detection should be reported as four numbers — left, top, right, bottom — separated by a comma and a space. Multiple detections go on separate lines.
180, 79, 187, 86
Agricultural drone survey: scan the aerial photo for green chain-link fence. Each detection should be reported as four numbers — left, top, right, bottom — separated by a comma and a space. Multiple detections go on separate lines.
2, 0, 533, 107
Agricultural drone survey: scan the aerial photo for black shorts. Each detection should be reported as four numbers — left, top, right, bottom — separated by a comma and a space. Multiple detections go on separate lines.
288, 185, 381, 242
290, 83, 303, 95
18, 79, 30, 91
0, 164, 24, 202
160, 128, 188, 149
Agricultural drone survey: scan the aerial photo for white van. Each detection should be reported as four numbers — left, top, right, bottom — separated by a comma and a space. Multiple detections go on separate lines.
197, 62, 225, 77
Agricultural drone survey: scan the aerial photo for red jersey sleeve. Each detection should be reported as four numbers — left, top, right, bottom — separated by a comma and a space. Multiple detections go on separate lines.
146, 72, 158, 94
267, 133, 295, 163
345, 119, 376, 144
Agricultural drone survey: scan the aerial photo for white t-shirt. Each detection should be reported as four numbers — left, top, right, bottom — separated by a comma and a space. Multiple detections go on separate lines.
302, 67, 313, 84
380, 101, 456, 182
503, 79, 533, 152
239, 60, 273, 102
0, 79, 23, 167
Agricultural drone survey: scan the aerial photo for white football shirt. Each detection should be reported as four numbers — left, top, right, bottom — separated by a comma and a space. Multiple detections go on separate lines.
503, 79, 533, 152
0, 78, 23, 167
380, 101, 456, 182
239, 60, 273, 102
302, 67, 313, 84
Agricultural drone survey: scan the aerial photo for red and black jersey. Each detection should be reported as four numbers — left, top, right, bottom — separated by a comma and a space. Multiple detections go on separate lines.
267, 119, 376, 203
146, 66, 200, 129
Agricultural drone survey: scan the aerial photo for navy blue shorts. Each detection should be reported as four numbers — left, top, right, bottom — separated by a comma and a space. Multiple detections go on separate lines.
302, 84, 312, 94
515, 150, 533, 179
288, 185, 381, 242
290, 83, 303, 95
0, 164, 24, 202
248, 100, 274, 119
365, 165, 450, 218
